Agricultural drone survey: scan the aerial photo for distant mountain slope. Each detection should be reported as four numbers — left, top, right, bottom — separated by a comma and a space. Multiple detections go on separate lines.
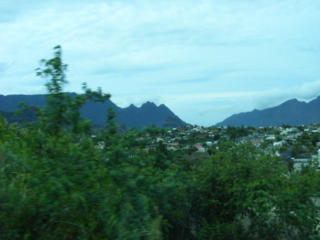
0, 93, 186, 128
116, 102, 178, 129
215, 96, 320, 127
0, 108, 37, 125
163, 115, 189, 128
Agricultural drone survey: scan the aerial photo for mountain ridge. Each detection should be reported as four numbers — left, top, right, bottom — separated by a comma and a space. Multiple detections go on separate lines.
215, 96, 320, 127
0, 93, 187, 129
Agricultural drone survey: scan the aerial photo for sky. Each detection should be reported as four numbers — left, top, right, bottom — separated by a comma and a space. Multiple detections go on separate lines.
0, 0, 319, 126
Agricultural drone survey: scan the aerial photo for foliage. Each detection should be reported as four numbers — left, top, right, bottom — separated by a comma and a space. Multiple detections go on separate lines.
0, 46, 174, 239
279, 146, 288, 153
184, 142, 320, 240
1, 46, 320, 240
33, 46, 111, 135
225, 126, 250, 140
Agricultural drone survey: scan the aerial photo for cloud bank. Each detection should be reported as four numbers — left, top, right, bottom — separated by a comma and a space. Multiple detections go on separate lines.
252, 79, 320, 110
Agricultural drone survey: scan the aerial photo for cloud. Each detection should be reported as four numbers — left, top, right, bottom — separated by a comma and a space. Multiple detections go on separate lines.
163, 92, 257, 105
252, 79, 320, 110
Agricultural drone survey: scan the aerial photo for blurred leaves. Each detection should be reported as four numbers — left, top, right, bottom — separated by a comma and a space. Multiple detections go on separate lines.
1, 46, 320, 240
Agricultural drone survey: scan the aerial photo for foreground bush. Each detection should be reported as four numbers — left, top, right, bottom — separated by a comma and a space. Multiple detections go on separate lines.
1, 46, 320, 240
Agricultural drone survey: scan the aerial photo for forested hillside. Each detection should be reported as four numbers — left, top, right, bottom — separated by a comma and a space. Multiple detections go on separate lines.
1, 46, 320, 240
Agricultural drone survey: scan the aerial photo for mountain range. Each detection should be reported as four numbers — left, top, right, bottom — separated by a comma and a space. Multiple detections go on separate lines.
215, 96, 320, 127
4, 93, 319, 129
0, 93, 188, 129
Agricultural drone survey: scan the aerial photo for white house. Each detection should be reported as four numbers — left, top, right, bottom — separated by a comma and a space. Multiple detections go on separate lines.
266, 135, 275, 141
273, 141, 283, 147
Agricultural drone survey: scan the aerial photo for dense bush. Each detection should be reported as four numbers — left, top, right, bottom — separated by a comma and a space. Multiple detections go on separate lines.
1, 46, 320, 240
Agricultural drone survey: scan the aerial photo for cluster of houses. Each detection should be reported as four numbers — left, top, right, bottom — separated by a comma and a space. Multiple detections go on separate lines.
140, 124, 320, 171
144, 125, 218, 152
92, 123, 320, 171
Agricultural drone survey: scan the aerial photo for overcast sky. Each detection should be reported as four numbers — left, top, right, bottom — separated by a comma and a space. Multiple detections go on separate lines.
0, 0, 319, 126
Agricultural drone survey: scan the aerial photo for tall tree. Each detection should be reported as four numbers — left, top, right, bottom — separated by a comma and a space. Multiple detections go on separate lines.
35, 45, 111, 135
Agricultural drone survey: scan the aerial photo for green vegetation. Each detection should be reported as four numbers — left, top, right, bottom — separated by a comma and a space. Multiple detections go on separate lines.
225, 126, 250, 140
1, 46, 320, 239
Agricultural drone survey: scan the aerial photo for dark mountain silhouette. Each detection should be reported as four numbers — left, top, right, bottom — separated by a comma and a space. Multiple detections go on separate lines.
0, 93, 186, 128
0, 108, 37, 125
116, 102, 179, 129
215, 96, 320, 127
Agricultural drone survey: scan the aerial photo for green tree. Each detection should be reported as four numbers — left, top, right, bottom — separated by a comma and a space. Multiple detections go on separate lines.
279, 146, 287, 153
34, 45, 111, 135
182, 142, 320, 240
260, 141, 268, 150
0, 46, 175, 240
311, 133, 320, 147
2, 46, 320, 240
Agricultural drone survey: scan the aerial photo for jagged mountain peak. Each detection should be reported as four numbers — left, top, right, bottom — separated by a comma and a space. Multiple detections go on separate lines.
141, 101, 157, 108
0, 93, 186, 129
127, 104, 137, 109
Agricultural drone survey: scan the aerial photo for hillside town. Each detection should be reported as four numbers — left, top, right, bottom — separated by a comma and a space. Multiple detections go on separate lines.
125, 124, 320, 172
